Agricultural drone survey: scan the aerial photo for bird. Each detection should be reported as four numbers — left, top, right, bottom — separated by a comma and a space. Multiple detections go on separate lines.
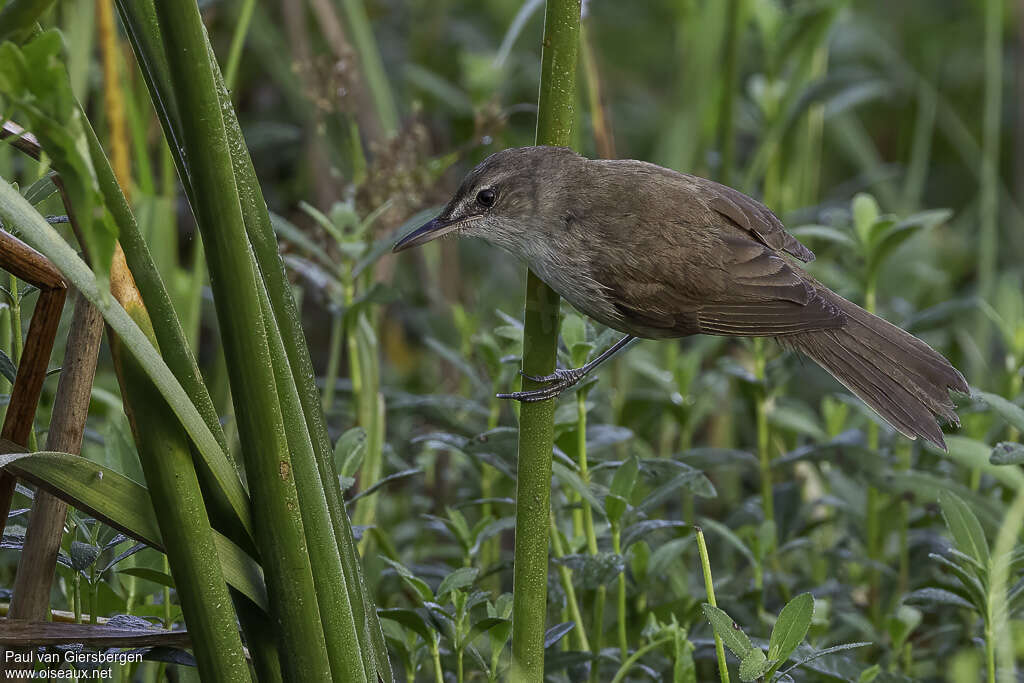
393, 145, 968, 449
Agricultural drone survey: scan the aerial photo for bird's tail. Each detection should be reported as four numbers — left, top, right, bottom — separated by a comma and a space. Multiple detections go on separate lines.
782, 290, 968, 449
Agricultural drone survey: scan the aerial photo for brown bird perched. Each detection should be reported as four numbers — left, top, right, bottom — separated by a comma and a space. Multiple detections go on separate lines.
393, 146, 968, 448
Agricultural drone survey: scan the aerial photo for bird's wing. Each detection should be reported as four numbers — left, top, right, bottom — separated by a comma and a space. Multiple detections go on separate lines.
702, 179, 816, 263
591, 233, 844, 338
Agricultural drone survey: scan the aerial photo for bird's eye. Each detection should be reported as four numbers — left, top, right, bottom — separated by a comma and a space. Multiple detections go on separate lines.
476, 188, 497, 207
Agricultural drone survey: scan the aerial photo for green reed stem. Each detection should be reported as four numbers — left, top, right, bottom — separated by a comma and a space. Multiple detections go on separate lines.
696, 526, 730, 683
510, 1, 581, 679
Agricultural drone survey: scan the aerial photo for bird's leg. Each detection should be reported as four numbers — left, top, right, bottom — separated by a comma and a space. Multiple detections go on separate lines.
498, 335, 639, 402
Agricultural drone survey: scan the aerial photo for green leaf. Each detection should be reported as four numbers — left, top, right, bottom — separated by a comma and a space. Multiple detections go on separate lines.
851, 193, 880, 246
885, 605, 921, 651
378, 608, 435, 643
938, 490, 990, 567
379, 556, 433, 602
938, 436, 1024, 492
21, 173, 58, 205
552, 462, 605, 517
118, 567, 176, 589
702, 603, 755, 660
0, 449, 267, 611
767, 593, 814, 663
467, 616, 510, 646
606, 456, 639, 523
902, 587, 975, 610
0, 32, 118, 286
334, 427, 367, 479
789, 224, 857, 249
975, 391, 1024, 433
0, 180, 252, 538
738, 648, 771, 682
436, 567, 479, 601
991, 442, 1024, 466
0, 350, 16, 384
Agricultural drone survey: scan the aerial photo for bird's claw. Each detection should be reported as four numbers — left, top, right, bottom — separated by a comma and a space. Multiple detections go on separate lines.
498, 368, 588, 403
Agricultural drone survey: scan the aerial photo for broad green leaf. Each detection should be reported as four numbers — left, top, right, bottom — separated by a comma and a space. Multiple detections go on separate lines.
606, 456, 639, 523
738, 648, 771, 682
0, 449, 267, 611
436, 567, 479, 601
938, 490, 990, 567
0, 180, 252, 537
378, 608, 435, 643
702, 603, 755, 660
334, 427, 367, 479
939, 436, 1024, 491
118, 567, 175, 589
467, 616, 510, 646
976, 391, 1024, 434
379, 556, 433, 602
768, 593, 814, 663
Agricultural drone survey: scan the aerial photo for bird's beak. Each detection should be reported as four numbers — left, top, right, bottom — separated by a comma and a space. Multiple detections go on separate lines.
392, 215, 475, 253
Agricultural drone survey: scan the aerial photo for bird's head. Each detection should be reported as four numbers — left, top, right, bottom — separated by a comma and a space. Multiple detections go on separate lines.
392, 146, 581, 254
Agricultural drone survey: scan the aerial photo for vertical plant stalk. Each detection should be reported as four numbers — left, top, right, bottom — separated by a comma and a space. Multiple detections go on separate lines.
336, 0, 399, 137
696, 526, 730, 683
223, 0, 256, 92
862, 286, 883, 624
717, 0, 743, 186
96, 0, 131, 193
154, 1, 334, 677
990, 481, 1024, 683
109, 261, 250, 682
210, 50, 392, 680
753, 338, 773, 534
611, 519, 626, 662
549, 513, 591, 653
510, 3, 581, 679
575, 387, 606, 674
974, 0, 1002, 377
579, 19, 614, 159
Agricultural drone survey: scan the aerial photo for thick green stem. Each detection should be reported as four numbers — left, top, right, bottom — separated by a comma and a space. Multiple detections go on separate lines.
114, 329, 250, 682
510, 1, 581, 679
696, 527, 730, 683
154, 1, 333, 677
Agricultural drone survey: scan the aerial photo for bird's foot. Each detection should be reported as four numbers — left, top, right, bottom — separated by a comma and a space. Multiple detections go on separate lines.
496, 367, 587, 403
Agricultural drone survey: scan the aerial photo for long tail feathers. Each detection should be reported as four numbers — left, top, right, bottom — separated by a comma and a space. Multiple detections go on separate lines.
783, 291, 968, 450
